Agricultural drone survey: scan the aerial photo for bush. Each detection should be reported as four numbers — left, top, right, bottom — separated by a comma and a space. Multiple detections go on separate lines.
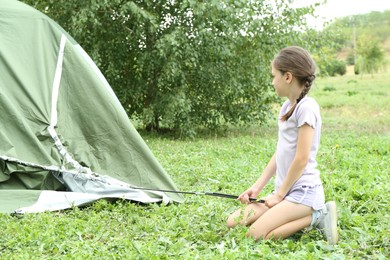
346, 50, 355, 65
354, 65, 360, 75
319, 59, 347, 77
332, 60, 347, 76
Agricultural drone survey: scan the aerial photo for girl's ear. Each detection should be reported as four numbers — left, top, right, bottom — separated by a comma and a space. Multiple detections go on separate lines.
285, 72, 293, 84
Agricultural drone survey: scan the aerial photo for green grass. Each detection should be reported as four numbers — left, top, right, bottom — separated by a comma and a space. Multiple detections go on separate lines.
311, 72, 390, 134
0, 73, 389, 259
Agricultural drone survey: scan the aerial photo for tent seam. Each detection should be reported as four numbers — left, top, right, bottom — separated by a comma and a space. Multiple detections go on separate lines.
48, 34, 91, 174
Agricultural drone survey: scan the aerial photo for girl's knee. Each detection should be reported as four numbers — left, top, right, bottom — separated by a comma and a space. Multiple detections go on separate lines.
226, 217, 236, 228
227, 204, 267, 228
226, 212, 243, 228
226, 208, 244, 228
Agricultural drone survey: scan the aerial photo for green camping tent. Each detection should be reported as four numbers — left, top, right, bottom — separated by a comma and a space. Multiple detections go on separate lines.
0, 0, 183, 213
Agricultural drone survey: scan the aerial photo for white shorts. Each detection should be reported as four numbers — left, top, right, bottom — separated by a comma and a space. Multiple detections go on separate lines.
272, 184, 325, 210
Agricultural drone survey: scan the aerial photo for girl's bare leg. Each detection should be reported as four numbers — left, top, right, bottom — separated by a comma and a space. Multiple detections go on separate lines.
227, 203, 269, 228
262, 215, 312, 240
247, 200, 312, 240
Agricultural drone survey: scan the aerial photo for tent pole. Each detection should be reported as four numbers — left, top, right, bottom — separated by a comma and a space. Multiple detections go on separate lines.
129, 186, 264, 203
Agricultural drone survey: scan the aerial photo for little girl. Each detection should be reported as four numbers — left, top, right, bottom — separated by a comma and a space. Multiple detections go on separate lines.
227, 46, 338, 245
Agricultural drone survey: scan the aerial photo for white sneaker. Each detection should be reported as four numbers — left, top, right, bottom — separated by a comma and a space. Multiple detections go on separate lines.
318, 201, 339, 245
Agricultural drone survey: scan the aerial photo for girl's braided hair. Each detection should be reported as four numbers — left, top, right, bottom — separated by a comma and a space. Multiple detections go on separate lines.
273, 46, 317, 121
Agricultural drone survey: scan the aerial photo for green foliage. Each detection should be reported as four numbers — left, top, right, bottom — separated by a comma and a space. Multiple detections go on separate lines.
346, 50, 355, 65
323, 10, 390, 48
344, 11, 390, 43
319, 10, 390, 76
354, 64, 360, 75
303, 23, 349, 78
323, 85, 336, 92
315, 10, 390, 77
322, 59, 346, 77
0, 73, 389, 258
355, 34, 387, 76
312, 47, 346, 77
22, 0, 320, 136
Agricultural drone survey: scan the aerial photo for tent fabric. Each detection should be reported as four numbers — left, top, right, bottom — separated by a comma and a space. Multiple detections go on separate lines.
0, 0, 183, 213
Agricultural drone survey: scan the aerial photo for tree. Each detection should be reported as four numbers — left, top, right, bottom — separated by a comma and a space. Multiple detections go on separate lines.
355, 34, 387, 76
23, 0, 320, 136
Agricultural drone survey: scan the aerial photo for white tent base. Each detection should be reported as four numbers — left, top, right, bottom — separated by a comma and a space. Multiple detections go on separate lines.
16, 188, 169, 214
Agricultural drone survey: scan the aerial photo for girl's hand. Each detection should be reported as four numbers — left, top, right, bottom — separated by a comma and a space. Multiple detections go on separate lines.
238, 187, 260, 204
265, 194, 284, 208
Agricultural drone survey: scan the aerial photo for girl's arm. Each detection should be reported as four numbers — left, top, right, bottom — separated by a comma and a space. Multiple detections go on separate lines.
238, 154, 276, 204
266, 124, 314, 207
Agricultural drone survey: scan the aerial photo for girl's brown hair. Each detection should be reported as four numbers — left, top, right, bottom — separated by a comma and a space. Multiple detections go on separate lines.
273, 46, 316, 121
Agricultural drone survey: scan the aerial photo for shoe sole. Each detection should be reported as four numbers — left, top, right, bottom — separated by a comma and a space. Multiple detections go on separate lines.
325, 201, 339, 245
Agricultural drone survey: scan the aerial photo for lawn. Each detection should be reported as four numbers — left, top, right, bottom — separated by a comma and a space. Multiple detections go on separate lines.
0, 73, 389, 259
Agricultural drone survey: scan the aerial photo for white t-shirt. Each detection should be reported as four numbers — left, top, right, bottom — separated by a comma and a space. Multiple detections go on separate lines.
275, 97, 322, 190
